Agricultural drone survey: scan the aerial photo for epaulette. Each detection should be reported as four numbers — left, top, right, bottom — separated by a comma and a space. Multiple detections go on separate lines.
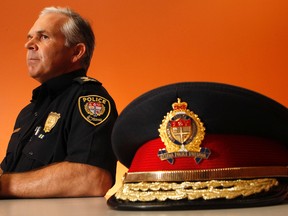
74, 76, 102, 85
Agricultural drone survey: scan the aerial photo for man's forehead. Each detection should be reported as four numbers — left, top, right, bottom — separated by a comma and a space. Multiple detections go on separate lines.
28, 13, 67, 35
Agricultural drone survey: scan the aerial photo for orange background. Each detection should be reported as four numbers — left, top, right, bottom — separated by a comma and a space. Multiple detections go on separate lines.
0, 0, 287, 195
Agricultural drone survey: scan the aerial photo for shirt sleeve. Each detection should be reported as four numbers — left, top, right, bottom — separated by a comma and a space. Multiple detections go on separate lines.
64, 86, 118, 178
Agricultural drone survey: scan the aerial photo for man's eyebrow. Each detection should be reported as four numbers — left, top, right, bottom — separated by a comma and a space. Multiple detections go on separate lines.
27, 30, 48, 38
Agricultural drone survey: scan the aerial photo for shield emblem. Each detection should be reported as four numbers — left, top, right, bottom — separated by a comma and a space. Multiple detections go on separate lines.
87, 102, 105, 116
169, 116, 193, 145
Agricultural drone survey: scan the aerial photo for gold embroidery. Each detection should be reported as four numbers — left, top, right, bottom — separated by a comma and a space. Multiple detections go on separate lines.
115, 178, 278, 201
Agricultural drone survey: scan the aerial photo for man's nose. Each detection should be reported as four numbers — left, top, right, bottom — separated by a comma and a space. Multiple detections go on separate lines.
24, 38, 38, 50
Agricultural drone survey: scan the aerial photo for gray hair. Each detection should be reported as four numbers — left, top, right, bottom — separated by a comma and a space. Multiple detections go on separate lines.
40, 6, 95, 70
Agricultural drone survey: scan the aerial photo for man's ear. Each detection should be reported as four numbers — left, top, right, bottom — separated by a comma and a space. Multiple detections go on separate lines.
72, 43, 86, 63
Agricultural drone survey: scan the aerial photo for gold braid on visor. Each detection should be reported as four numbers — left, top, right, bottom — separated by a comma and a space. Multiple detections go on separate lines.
115, 178, 278, 202
115, 166, 288, 202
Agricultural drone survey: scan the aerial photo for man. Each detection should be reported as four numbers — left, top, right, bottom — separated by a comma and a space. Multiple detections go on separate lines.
0, 6, 118, 198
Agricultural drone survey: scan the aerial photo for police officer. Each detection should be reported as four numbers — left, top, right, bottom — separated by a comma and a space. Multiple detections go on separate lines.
0, 6, 118, 198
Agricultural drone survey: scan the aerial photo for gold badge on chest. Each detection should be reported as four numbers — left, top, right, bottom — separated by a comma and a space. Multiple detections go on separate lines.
44, 112, 61, 133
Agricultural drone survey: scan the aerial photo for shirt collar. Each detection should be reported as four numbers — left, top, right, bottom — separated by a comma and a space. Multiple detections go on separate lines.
32, 69, 86, 102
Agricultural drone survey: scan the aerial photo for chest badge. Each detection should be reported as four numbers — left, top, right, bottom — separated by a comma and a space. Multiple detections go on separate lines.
158, 98, 210, 164
78, 95, 111, 126
44, 112, 61, 133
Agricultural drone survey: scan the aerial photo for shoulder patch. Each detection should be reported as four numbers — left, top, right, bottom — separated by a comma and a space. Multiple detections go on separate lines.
74, 76, 102, 85
78, 95, 111, 126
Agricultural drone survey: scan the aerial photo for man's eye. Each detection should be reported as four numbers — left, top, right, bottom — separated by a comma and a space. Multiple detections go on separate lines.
40, 35, 49, 40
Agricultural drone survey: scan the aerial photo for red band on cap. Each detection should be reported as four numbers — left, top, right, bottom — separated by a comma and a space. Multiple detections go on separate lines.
128, 134, 288, 172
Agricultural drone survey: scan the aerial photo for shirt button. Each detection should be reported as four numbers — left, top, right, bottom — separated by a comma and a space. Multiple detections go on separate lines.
34, 112, 38, 117
28, 152, 34, 156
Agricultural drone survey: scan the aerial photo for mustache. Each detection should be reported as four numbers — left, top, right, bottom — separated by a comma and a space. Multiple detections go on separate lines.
27, 52, 40, 60
26, 50, 41, 60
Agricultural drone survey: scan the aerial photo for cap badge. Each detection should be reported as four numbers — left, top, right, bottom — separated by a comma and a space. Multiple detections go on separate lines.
78, 95, 111, 126
44, 112, 61, 133
158, 98, 210, 164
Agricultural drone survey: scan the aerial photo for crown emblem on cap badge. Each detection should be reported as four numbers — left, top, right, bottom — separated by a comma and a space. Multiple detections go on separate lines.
158, 98, 210, 164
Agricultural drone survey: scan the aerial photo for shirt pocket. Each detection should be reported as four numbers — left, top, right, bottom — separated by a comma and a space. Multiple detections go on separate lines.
22, 132, 55, 166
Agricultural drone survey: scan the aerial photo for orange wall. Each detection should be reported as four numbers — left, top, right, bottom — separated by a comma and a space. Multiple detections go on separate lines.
0, 0, 287, 195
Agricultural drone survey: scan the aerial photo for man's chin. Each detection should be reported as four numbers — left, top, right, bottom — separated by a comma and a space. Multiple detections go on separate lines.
28, 71, 44, 83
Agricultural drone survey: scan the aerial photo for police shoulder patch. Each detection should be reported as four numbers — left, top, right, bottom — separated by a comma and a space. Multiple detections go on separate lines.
78, 95, 111, 126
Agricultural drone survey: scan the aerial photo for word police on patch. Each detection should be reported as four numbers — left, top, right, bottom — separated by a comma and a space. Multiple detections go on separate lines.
78, 95, 111, 126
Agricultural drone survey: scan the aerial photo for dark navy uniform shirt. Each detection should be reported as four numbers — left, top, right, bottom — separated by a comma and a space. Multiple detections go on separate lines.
1, 69, 118, 180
